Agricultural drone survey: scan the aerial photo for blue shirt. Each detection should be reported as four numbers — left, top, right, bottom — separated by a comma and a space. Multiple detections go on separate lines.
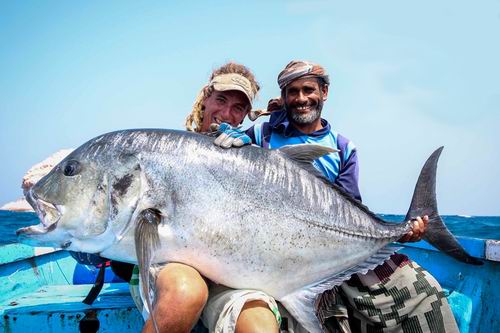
247, 110, 362, 201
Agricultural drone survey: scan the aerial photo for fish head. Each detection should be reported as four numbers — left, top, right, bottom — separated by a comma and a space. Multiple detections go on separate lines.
17, 139, 143, 253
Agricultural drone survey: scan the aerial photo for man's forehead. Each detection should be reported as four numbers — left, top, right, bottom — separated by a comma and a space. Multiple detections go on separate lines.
286, 77, 320, 89
213, 89, 250, 104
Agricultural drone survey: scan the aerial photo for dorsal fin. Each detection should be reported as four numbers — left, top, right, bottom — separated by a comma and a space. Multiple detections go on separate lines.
277, 144, 338, 180
277, 143, 337, 162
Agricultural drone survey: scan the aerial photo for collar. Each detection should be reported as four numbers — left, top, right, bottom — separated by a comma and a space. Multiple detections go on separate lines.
269, 110, 331, 137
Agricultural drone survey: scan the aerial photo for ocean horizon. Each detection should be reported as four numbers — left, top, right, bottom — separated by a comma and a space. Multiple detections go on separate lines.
1, 210, 499, 246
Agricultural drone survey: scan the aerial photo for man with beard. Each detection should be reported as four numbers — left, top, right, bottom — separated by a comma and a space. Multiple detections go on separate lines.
245, 60, 361, 202
216, 60, 458, 332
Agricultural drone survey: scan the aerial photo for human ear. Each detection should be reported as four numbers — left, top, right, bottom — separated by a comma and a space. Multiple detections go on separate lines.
322, 85, 329, 101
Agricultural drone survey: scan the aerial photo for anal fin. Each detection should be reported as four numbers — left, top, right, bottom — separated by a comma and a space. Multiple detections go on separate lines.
280, 246, 399, 333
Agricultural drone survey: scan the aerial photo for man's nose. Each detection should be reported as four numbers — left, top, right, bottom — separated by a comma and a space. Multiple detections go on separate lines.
296, 91, 307, 104
219, 105, 234, 119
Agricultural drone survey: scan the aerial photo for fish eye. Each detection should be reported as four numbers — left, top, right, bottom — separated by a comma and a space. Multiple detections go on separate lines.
63, 160, 80, 177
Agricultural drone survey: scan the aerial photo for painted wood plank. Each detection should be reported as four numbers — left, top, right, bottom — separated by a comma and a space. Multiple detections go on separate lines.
0, 244, 59, 265
399, 236, 486, 259
1, 284, 135, 315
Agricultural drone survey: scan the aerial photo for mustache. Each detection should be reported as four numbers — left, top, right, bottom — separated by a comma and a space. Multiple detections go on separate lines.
284, 99, 324, 125
284, 99, 324, 112
284, 97, 323, 110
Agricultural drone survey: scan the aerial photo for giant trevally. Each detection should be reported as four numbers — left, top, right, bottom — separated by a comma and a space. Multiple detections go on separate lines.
17, 129, 481, 333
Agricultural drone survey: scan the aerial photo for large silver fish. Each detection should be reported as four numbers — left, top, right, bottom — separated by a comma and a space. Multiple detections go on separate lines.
17, 129, 481, 332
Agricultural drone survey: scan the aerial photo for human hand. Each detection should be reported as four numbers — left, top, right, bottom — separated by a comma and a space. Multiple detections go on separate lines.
213, 123, 252, 148
398, 215, 429, 243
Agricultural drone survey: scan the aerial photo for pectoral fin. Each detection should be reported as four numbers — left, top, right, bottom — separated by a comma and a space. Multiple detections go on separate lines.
134, 208, 162, 333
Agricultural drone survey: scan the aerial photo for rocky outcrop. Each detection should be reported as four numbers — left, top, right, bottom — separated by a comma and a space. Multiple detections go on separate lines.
0, 198, 33, 211
1, 149, 73, 211
20, 149, 74, 192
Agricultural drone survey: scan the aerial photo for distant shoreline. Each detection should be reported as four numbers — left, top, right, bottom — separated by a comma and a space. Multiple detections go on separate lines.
0, 198, 34, 212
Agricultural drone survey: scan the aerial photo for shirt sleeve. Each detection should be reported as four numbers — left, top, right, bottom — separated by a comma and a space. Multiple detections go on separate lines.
245, 125, 256, 144
334, 148, 362, 202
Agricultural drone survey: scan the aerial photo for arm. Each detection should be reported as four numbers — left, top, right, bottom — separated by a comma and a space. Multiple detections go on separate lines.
245, 125, 256, 144
334, 148, 362, 202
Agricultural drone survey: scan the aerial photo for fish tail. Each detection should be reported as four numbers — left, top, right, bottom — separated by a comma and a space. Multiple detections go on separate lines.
405, 147, 482, 265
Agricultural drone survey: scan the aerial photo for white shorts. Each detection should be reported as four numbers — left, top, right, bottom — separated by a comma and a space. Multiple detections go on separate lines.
129, 264, 307, 333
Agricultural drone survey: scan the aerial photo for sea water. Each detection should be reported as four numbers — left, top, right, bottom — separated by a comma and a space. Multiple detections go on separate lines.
1, 210, 499, 246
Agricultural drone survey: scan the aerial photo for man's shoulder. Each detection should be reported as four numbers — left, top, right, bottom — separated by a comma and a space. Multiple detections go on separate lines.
246, 122, 270, 135
331, 131, 356, 151
323, 130, 357, 163
246, 122, 272, 147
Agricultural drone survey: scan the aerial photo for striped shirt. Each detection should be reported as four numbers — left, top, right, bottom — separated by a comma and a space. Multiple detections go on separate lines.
246, 110, 361, 201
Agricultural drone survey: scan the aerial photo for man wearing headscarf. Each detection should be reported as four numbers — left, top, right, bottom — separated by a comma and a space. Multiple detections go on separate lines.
246, 60, 362, 201
224, 60, 458, 332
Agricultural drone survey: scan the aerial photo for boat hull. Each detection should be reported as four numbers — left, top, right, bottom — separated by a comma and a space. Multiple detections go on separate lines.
1, 238, 498, 332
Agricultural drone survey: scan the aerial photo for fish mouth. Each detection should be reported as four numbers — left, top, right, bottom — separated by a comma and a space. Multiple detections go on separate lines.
36, 197, 62, 228
19, 189, 62, 236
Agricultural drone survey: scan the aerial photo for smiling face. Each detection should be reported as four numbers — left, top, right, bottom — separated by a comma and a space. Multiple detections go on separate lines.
283, 77, 329, 133
200, 90, 251, 132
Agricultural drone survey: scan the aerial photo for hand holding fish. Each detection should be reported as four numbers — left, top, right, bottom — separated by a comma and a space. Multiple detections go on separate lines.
213, 122, 252, 148
398, 215, 429, 243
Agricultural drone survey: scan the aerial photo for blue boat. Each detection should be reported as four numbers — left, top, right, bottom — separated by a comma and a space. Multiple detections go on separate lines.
1, 237, 498, 332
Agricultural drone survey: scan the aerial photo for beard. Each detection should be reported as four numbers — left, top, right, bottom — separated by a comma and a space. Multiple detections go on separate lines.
286, 98, 323, 125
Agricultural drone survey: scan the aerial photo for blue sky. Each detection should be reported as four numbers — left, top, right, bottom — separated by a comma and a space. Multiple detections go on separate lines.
1, 1, 499, 215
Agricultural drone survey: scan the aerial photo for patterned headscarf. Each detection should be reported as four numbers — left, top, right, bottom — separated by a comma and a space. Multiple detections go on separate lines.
277, 60, 330, 90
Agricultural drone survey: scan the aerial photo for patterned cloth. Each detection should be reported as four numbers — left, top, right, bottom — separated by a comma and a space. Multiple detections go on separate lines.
317, 254, 459, 333
277, 60, 330, 89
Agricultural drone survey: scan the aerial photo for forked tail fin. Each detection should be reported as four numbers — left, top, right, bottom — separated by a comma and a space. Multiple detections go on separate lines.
405, 147, 482, 265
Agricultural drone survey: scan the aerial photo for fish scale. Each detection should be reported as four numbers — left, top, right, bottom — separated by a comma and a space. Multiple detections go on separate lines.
17, 129, 482, 333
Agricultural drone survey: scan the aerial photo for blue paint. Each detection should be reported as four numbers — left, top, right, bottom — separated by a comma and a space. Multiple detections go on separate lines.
0, 243, 37, 265
401, 237, 486, 259
73, 263, 125, 284
1, 284, 143, 333
0, 244, 142, 333
1, 236, 499, 332
0, 247, 75, 304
